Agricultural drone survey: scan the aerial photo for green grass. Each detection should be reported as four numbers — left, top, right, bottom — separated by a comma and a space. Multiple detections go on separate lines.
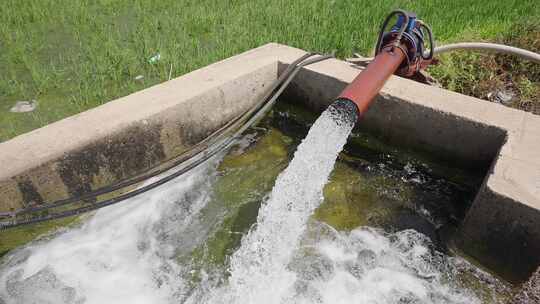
1, 0, 538, 141
429, 19, 540, 114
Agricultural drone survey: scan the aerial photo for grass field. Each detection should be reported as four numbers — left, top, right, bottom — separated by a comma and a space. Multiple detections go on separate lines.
1, 0, 538, 141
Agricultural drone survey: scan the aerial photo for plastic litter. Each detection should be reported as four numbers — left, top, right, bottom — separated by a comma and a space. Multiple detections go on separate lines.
9, 100, 37, 113
148, 53, 161, 64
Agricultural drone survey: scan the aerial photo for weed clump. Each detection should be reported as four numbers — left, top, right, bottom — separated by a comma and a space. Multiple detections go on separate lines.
430, 20, 540, 114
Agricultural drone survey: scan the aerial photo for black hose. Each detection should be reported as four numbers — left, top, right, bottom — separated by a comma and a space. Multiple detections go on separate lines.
419, 22, 434, 60
0, 53, 333, 230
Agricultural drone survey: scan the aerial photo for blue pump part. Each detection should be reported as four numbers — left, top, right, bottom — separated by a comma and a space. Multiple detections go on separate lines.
393, 12, 417, 33
382, 11, 425, 63
374, 9, 434, 75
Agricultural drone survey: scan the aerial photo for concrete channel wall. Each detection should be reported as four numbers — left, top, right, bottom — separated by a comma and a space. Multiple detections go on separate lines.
0, 46, 279, 213
0, 43, 539, 282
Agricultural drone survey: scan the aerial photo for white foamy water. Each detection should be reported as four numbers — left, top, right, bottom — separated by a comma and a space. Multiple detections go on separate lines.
1, 101, 492, 304
0, 161, 220, 304
281, 223, 480, 304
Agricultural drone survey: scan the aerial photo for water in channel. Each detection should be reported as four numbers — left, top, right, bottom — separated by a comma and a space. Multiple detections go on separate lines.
0, 100, 510, 304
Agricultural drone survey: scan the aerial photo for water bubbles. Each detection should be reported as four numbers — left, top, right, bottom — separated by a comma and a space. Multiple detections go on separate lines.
290, 226, 479, 304
402, 162, 427, 185
0, 162, 221, 304
4, 268, 83, 304
0, 100, 503, 304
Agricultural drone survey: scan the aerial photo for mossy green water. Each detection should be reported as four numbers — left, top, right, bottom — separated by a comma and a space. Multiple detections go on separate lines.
184, 101, 483, 271
184, 103, 510, 302
315, 162, 374, 230
191, 125, 417, 267
0, 103, 511, 302
314, 161, 416, 231
215, 129, 291, 206
0, 215, 79, 258
192, 128, 292, 266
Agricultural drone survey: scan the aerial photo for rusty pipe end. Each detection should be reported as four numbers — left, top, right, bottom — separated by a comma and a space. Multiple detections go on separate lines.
338, 46, 407, 118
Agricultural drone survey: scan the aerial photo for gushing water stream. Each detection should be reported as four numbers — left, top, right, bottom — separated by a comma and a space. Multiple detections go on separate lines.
0, 101, 496, 303
203, 100, 358, 303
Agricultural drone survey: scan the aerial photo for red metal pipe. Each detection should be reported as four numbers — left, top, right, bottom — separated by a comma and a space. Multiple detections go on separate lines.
338, 46, 407, 117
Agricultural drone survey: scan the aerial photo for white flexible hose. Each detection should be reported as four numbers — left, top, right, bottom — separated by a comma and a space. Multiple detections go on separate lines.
432, 42, 540, 63
351, 42, 540, 65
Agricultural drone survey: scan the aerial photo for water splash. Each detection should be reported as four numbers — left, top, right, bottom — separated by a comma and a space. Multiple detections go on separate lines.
0, 161, 220, 304
0, 101, 500, 304
202, 100, 358, 303
192, 100, 487, 304
285, 223, 481, 304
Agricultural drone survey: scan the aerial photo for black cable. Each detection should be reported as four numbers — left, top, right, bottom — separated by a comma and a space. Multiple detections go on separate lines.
419, 22, 434, 60
0, 53, 334, 230
0, 53, 316, 220
374, 10, 409, 55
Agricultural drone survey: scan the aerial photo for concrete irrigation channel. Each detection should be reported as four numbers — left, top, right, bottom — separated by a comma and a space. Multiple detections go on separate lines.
0, 43, 539, 291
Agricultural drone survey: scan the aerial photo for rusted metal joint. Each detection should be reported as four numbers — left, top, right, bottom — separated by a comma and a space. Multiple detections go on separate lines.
336, 9, 435, 117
